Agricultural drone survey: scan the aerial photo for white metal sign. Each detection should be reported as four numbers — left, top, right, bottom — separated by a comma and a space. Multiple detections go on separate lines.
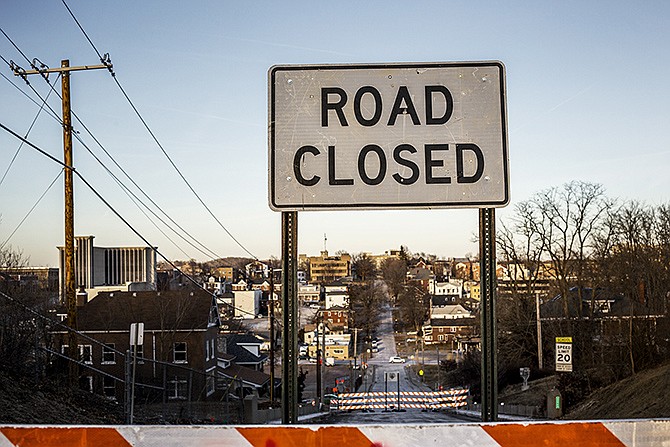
385, 371, 399, 383
130, 322, 144, 346
268, 62, 509, 211
555, 337, 573, 372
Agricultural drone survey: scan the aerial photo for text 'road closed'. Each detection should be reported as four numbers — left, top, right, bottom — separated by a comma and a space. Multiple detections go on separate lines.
269, 63, 509, 210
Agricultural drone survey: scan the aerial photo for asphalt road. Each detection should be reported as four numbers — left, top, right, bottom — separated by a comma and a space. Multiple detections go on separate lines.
318, 304, 470, 424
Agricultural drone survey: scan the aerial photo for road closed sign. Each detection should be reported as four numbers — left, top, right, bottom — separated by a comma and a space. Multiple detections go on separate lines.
268, 62, 509, 211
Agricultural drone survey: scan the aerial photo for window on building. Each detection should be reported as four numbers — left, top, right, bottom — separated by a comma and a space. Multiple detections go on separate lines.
102, 343, 115, 364
79, 345, 93, 364
103, 376, 116, 399
80, 375, 93, 393
206, 373, 215, 396
438, 334, 444, 341
168, 377, 188, 400
174, 342, 187, 363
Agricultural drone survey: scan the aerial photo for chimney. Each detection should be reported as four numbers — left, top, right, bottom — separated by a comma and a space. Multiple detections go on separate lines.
76, 285, 88, 307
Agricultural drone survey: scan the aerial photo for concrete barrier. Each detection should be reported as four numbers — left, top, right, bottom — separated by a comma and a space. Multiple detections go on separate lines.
1, 420, 669, 446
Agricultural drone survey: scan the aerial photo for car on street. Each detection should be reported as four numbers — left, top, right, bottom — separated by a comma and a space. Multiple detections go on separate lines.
389, 356, 406, 363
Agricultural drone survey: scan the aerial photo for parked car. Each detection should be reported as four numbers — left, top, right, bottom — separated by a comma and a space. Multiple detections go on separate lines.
389, 356, 406, 363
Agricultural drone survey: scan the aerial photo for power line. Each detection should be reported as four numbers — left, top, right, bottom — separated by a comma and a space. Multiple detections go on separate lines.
68, 115, 224, 261
0, 170, 62, 251
0, 68, 61, 188
1, 43, 226, 263
60, 0, 259, 260
0, 56, 60, 122
0, 120, 261, 318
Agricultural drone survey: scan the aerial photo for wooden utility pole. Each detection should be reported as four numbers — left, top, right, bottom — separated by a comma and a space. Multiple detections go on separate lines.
61, 60, 78, 385
14, 59, 110, 386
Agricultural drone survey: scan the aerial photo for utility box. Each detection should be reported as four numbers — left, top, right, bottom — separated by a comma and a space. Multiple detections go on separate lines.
546, 388, 563, 419
243, 394, 258, 424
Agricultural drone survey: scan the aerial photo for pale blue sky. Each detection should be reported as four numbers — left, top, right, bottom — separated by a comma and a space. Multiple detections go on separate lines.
1, 1, 669, 266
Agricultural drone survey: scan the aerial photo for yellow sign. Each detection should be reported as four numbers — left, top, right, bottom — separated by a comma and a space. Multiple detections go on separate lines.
556, 337, 572, 343
418, 369, 424, 376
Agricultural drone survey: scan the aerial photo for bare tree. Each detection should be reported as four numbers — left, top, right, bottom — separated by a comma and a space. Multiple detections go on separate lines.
527, 181, 611, 317
496, 205, 548, 370
349, 281, 385, 339
0, 246, 53, 381
379, 257, 407, 301
396, 283, 429, 334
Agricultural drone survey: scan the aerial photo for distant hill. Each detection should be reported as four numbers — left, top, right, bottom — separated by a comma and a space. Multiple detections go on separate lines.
205, 257, 255, 270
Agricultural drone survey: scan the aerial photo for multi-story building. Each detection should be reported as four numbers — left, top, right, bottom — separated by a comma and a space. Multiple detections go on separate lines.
324, 284, 349, 309
211, 266, 239, 283
302, 251, 351, 283
306, 333, 352, 360
319, 306, 350, 332
53, 289, 221, 402
0, 266, 59, 295
298, 284, 321, 305
429, 278, 463, 296
422, 317, 478, 347
233, 290, 262, 318
58, 235, 156, 300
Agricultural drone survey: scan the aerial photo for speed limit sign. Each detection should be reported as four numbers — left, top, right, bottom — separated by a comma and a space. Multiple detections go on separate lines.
555, 337, 573, 372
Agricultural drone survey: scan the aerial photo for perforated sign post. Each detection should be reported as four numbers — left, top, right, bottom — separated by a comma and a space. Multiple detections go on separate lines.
269, 62, 508, 423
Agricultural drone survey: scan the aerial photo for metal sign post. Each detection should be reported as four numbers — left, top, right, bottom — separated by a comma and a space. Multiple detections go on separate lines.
269, 61, 509, 424
479, 208, 498, 422
281, 211, 299, 424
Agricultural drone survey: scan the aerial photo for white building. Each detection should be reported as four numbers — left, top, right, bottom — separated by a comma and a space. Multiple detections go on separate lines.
429, 278, 463, 296
234, 290, 262, 318
58, 235, 156, 300
325, 291, 348, 309
299, 284, 321, 305
430, 301, 472, 319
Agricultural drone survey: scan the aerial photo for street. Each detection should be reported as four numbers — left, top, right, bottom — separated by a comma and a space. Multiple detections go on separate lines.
316, 304, 469, 424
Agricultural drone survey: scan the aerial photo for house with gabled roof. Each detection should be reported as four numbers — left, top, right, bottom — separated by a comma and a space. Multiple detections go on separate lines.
429, 294, 472, 318
422, 317, 478, 346
216, 345, 270, 397
222, 334, 268, 371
